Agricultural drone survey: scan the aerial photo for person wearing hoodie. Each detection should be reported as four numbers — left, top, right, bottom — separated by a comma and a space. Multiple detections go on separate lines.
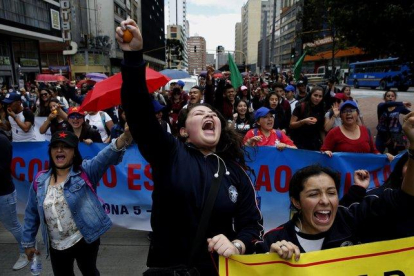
116, 19, 263, 275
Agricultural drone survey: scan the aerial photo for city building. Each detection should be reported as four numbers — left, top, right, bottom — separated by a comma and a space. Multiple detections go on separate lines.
241, 0, 263, 72
187, 36, 206, 75
0, 0, 63, 88
166, 25, 186, 69
216, 46, 226, 69
206, 53, 215, 67
234, 23, 243, 64
168, 0, 188, 69
139, 0, 166, 71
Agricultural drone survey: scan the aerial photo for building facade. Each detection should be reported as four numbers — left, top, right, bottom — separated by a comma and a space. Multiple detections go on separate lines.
166, 25, 185, 69
234, 22, 243, 64
241, 0, 263, 72
168, 0, 188, 69
206, 53, 215, 67
187, 36, 206, 75
0, 0, 63, 88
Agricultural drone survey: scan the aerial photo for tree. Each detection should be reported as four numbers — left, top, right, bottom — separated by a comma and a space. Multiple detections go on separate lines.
297, 0, 350, 76
329, 0, 414, 62
166, 39, 184, 68
299, 0, 414, 62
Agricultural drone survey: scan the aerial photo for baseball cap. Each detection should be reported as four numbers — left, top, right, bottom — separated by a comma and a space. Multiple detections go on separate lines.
50, 130, 78, 148
241, 85, 248, 91
67, 106, 84, 117
177, 80, 185, 87
152, 100, 166, 113
339, 100, 359, 112
2, 92, 21, 104
254, 107, 276, 121
297, 80, 305, 86
285, 85, 296, 92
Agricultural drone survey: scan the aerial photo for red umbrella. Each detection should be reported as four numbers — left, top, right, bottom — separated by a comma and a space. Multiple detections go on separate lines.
76, 79, 97, 88
36, 74, 59, 82
213, 73, 223, 78
56, 75, 68, 82
80, 68, 170, 112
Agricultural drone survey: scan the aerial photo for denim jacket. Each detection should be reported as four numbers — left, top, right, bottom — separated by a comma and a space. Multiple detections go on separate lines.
21, 139, 126, 256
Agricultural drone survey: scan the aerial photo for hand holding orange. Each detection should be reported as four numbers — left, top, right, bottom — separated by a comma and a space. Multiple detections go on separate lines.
123, 29, 133, 43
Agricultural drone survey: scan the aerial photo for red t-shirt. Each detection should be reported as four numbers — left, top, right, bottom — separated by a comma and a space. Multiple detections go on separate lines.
243, 128, 296, 147
321, 126, 379, 154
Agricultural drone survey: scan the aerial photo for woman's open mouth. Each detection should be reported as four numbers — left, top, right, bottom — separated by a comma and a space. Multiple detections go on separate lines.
314, 210, 331, 223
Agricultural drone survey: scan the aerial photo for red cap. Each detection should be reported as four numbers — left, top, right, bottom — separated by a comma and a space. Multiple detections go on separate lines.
67, 106, 85, 116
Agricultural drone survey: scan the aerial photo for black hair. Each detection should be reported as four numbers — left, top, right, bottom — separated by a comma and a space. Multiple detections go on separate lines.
117, 105, 126, 129
48, 146, 83, 182
177, 103, 248, 169
383, 90, 397, 100
383, 152, 408, 189
172, 87, 181, 95
235, 99, 253, 121
224, 83, 234, 92
340, 85, 351, 93
289, 165, 340, 211
190, 86, 204, 93
272, 82, 285, 91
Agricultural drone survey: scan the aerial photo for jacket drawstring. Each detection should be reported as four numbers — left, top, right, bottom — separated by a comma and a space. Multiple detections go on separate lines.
206, 153, 230, 178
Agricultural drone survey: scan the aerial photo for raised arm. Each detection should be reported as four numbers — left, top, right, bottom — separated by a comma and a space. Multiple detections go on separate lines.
116, 19, 176, 164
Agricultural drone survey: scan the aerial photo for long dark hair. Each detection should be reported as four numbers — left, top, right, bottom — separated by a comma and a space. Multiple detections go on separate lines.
301, 86, 325, 117
48, 146, 83, 181
236, 99, 252, 121
177, 103, 248, 169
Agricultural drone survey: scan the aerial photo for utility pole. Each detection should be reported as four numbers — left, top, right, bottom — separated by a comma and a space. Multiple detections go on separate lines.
270, 0, 276, 67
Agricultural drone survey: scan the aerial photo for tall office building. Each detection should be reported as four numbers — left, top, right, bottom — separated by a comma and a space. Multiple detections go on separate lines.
0, 0, 63, 87
241, 0, 263, 72
169, 0, 188, 69
206, 53, 215, 67
235, 23, 243, 64
187, 36, 206, 75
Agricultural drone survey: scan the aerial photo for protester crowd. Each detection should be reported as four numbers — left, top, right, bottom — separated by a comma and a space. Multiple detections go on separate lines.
0, 19, 413, 275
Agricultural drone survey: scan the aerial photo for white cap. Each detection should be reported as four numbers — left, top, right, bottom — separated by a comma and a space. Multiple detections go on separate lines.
241, 85, 248, 91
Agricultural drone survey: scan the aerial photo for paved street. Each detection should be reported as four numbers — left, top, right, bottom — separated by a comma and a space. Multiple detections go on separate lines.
0, 87, 412, 276
0, 215, 150, 276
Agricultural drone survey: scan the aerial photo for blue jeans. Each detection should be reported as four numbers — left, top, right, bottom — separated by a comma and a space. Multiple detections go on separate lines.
0, 190, 24, 253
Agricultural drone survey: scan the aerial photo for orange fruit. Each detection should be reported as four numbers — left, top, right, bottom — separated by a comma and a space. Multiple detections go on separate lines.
52, 110, 58, 115
123, 29, 133, 43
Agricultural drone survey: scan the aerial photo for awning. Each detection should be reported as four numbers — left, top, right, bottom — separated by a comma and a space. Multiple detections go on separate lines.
304, 47, 364, 62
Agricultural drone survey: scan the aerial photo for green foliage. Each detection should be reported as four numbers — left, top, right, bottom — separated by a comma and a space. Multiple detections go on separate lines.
299, 0, 414, 62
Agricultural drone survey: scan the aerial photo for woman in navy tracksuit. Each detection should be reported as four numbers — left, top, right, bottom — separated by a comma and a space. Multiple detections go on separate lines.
117, 20, 263, 275
256, 137, 414, 260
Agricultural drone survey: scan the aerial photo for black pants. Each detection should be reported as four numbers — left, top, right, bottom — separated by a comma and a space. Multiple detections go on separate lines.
50, 238, 100, 276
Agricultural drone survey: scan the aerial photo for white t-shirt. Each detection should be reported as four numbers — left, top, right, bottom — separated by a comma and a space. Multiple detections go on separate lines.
85, 112, 112, 142
9, 111, 36, 142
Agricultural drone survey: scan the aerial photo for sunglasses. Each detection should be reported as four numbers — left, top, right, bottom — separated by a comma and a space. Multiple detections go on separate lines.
40, 93, 49, 96
68, 114, 84, 119
341, 108, 357, 114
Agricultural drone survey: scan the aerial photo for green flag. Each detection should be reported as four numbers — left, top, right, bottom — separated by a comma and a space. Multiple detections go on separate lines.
228, 53, 243, 89
293, 51, 307, 81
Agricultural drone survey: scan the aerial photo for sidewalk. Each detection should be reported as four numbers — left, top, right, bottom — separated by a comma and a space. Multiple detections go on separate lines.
0, 215, 150, 276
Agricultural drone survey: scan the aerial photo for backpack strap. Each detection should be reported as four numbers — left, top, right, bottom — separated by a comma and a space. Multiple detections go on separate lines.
254, 128, 258, 136
33, 170, 48, 192
79, 169, 106, 207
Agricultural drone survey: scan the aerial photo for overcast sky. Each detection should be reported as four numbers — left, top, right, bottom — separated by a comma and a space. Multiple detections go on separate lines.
165, 0, 245, 54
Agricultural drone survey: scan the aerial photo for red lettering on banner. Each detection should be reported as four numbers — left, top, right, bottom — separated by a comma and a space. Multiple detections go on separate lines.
256, 165, 271, 191
371, 170, 381, 187
28, 159, 43, 182
102, 165, 117, 188
144, 164, 153, 191
11, 157, 25, 180
128, 164, 142, 190
343, 172, 352, 194
274, 165, 291, 193
383, 165, 391, 182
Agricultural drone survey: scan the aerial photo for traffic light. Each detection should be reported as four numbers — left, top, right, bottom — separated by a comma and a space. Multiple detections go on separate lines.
291, 48, 295, 58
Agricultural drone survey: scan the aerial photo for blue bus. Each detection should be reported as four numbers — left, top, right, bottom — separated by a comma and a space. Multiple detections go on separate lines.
347, 57, 413, 91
